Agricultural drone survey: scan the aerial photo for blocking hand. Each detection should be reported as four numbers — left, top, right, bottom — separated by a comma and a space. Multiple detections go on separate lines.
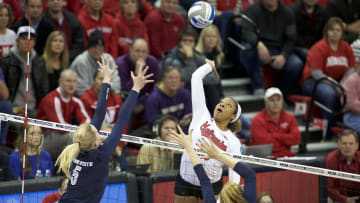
97, 56, 118, 83
131, 66, 154, 93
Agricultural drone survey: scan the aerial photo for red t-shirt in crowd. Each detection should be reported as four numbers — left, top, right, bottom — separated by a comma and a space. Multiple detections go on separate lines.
77, 5, 117, 58
37, 88, 91, 127
301, 39, 355, 85
42, 192, 60, 203
80, 87, 124, 125
144, 9, 186, 59
250, 109, 301, 158
326, 150, 360, 202
114, 13, 149, 56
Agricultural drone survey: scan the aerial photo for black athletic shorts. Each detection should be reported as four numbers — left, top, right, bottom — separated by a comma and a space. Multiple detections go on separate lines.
174, 173, 223, 199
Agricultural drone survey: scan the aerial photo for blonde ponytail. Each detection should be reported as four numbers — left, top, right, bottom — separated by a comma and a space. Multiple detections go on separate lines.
56, 143, 80, 178
220, 182, 247, 203
55, 123, 98, 178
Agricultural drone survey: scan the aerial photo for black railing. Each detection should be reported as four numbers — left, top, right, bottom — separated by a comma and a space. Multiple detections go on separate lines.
299, 77, 347, 154
226, 14, 260, 51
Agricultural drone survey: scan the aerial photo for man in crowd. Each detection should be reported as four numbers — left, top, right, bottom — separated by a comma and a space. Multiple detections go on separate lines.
37, 69, 90, 160
144, 0, 186, 59
12, 0, 56, 55
326, 130, 360, 203
37, 69, 90, 125
289, 0, 328, 62
71, 30, 120, 97
145, 66, 192, 129
240, 0, 303, 97
250, 87, 301, 158
0, 26, 48, 117
116, 38, 160, 100
77, 0, 117, 57
116, 38, 160, 131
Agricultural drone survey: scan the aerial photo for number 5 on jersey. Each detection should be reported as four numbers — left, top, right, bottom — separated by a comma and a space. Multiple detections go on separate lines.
71, 165, 82, 185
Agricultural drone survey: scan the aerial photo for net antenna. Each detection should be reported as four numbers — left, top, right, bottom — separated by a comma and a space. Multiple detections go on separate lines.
21, 13, 32, 203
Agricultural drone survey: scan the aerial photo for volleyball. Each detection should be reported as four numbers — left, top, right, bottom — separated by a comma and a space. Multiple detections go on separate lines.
188, 1, 215, 29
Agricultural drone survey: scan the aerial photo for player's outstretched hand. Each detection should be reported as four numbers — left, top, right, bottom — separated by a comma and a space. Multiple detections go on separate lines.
198, 138, 221, 160
97, 56, 118, 84
200, 138, 239, 169
131, 66, 154, 93
205, 59, 219, 78
169, 125, 193, 150
170, 126, 202, 166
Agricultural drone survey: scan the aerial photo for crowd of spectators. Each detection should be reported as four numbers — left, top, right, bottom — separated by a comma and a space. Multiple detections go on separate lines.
0, 0, 359, 201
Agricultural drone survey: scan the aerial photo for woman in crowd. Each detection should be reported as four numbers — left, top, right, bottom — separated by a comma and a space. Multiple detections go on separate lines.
137, 114, 178, 173
0, 3, 16, 59
43, 31, 69, 91
195, 25, 224, 69
174, 60, 243, 202
301, 17, 356, 138
9, 125, 54, 180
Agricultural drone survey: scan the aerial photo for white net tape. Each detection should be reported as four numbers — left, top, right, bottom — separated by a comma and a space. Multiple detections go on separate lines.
1, 112, 359, 183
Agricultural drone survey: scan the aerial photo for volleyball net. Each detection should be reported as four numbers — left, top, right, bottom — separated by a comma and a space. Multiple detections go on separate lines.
0, 112, 359, 203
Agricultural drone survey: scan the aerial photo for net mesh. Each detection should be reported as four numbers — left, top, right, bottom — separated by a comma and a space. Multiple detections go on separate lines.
0, 116, 359, 203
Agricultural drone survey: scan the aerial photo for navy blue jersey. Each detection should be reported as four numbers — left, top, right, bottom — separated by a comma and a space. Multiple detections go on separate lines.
60, 84, 138, 202
194, 162, 257, 203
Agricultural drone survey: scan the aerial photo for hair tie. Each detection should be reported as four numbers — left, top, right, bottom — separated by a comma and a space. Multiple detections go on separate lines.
230, 103, 241, 124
